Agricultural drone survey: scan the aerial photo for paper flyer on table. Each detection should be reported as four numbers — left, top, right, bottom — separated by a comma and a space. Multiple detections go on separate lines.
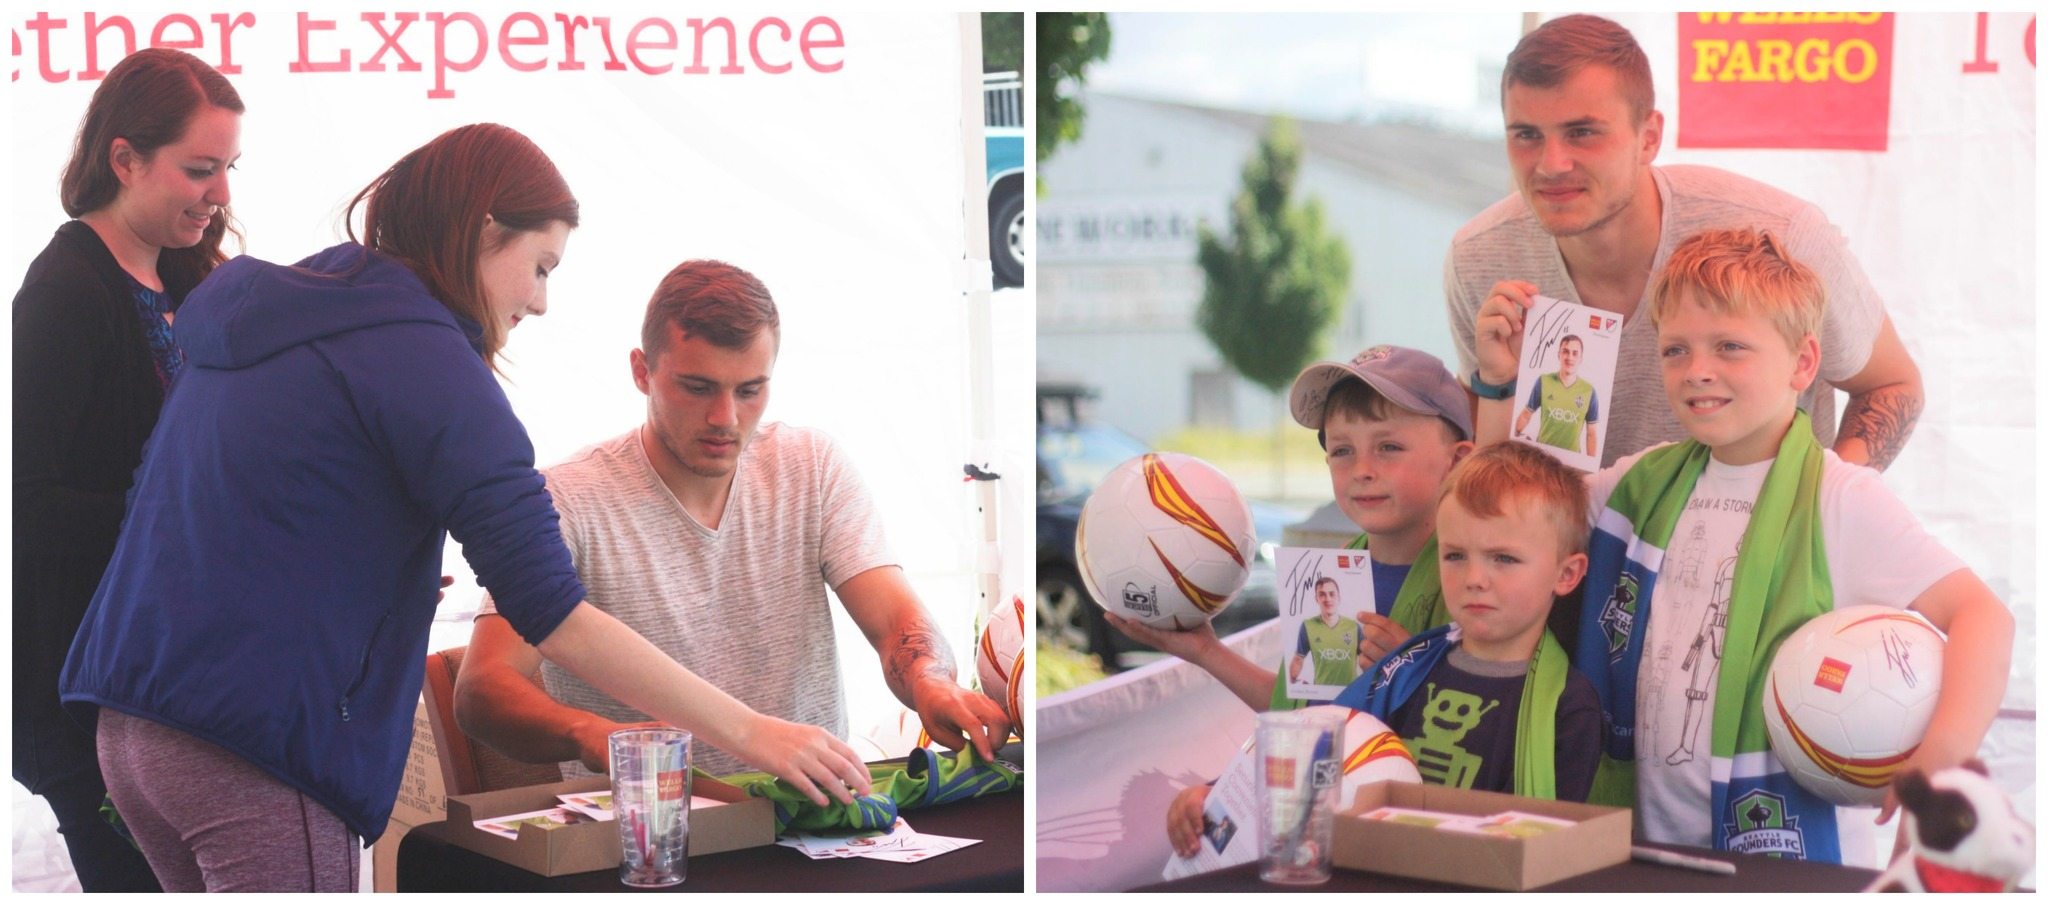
472, 806, 596, 839
775, 817, 985, 863
1160, 736, 1258, 881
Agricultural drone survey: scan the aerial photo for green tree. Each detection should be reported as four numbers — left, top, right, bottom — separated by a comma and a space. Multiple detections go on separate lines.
1037, 13, 1112, 164
1196, 117, 1351, 496
982, 13, 1022, 73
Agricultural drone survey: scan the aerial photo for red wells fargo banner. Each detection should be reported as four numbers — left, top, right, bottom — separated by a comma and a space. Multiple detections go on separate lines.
1677, 12, 1894, 151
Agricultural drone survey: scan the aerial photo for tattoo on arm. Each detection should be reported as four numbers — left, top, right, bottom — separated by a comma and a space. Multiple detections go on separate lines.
884, 618, 956, 703
1838, 385, 1923, 471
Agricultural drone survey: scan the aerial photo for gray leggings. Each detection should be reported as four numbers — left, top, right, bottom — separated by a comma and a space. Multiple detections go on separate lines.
97, 709, 360, 892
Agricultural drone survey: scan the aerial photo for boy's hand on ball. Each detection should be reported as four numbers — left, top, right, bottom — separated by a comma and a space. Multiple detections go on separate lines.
1104, 611, 1221, 662
1877, 735, 1975, 826
1167, 784, 1212, 858
911, 676, 1012, 760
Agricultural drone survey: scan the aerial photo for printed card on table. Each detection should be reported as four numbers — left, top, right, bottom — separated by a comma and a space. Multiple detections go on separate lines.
1161, 736, 1258, 881
1513, 295, 1622, 473
1277, 546, 1376, 703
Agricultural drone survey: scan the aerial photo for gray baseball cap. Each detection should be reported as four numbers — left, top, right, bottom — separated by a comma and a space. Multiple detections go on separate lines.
1288, 345, 1473, 441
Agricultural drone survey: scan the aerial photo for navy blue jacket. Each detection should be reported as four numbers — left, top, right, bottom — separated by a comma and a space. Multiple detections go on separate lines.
60, 244, 586, 841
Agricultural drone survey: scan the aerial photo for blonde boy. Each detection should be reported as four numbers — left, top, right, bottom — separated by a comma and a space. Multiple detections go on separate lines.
1472, 228, 2012, 866
1327, 442, 1604, 799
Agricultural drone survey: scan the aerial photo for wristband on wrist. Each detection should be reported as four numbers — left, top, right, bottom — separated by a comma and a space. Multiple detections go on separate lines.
1469, 369, 1517, 400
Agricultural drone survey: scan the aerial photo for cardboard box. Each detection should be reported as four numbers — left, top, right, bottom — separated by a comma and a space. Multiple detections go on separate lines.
442, 775, 775, 877
1331, 782, 1631, 890
371, 694, 449, 892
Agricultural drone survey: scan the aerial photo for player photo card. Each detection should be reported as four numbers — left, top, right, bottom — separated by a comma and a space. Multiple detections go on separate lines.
1276, 546, 1377, 703
1513, 295, 1623, 473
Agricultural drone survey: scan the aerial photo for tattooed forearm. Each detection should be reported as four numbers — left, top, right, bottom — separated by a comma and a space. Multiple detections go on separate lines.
1837, 384, 1923, 472
884, 618, 956, 703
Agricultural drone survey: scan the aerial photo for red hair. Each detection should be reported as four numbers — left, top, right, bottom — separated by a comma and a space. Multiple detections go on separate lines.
61, 47, 245, 295
346, 123, 578, 366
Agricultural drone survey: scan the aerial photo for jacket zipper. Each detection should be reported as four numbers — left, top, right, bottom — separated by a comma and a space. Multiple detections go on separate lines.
337, 608, 396, 722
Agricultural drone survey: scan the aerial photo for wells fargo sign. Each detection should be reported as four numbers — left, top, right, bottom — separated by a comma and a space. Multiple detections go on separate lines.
1677, 12, 1894, 151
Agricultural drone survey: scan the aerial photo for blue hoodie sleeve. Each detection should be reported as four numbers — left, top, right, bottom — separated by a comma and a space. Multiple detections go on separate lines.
343, 321, 585, 646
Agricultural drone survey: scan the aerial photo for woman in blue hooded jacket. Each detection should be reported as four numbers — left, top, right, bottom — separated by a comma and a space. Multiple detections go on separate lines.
59, 123, 871, 892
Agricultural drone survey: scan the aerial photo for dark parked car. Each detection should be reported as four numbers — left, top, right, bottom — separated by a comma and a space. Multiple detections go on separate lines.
1038, 383, 1290, 671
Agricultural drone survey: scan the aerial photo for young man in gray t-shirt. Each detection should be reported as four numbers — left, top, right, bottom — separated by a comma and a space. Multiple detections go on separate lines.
1444, 14, 1922, 471
456, 260, 1009, 778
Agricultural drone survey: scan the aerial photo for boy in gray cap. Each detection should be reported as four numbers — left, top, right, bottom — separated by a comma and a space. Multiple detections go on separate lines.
1112, 345, 1475, 708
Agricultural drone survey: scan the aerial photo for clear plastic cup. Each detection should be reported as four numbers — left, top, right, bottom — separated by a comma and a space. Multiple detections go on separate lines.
1256, 709, 1347, 885
609, 728, 691, 888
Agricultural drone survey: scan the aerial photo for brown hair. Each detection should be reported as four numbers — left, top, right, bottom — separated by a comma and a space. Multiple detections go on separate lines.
346, 123, 578, 367
641, 259, 780, 360
1439, 441, 1590, 557
1503, 14, 1655, 125
1321, 378, 1465, 446
61, 47, 244, 295
1650, 228, 1824, 350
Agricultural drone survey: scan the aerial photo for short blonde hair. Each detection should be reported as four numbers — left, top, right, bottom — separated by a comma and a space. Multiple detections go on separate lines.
1439, 442, 1590, 557
1650, 228, 1825, 351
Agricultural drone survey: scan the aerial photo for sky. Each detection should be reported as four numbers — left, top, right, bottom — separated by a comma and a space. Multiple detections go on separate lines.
1084, 12, 1526, 135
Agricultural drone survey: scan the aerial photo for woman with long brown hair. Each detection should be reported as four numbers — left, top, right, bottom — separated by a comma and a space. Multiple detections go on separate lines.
13, 47, 243, 892
57, 123, 871, 891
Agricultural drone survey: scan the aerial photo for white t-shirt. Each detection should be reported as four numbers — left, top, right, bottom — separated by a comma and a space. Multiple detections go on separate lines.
1588, 445, 1966, 865
480, 422, 894, 776
1446, 165, 1888, 466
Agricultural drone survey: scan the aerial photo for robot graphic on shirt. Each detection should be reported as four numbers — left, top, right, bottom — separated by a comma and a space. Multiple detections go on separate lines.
1667, 538, 1738, 766
1671, 522, 1708, 590
1411, 683, 1501, 789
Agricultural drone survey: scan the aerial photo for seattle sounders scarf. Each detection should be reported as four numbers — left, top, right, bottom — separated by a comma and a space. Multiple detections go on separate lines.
1269, 533, 1449, 710
1331, 623, 1570, 800
1576, 411, 1837, 860
728, 745, 1021, 835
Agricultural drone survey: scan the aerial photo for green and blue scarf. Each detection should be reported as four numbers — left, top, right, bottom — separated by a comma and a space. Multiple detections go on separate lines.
727, 744, 1021, 835
1332, 623, 1571, 800
1576, 411, 1838, 860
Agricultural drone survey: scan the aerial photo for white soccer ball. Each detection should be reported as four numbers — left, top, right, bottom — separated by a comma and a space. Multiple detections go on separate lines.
976, 593, 1027, 735
1299, 705, 1424, 809
1763, 606, 1946, 807
1075, 453, 1256, 631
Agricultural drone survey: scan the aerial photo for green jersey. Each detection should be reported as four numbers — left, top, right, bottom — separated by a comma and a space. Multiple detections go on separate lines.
1526, 372, 1599, 453
1296, 616, 1362, 686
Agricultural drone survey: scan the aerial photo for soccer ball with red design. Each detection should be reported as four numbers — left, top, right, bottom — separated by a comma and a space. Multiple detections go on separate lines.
1300, 705, 1423, 806
976, 593, 1027, 735
1763, 606, 1946, 807
1075, 453, 1256, 631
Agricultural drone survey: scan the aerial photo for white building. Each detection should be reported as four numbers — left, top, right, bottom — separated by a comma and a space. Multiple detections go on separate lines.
1037, 91, 1510, 443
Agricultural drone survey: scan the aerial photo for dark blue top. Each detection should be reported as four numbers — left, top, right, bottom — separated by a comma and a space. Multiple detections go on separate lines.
1369, 558, 1411, 617
60, 243, 587, 840
126, 278, 182, 390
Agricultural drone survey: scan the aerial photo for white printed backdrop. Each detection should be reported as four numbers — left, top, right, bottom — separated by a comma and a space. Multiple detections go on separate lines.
8, 7, 1029, 888
1036, 11, 2034, 892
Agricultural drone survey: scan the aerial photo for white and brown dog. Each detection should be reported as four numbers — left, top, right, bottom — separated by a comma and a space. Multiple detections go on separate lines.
1868, 760, 2033, 893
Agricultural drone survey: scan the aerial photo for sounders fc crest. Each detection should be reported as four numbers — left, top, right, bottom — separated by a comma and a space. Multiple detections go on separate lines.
1599, 572, 1640, 660
1724, 790, 1805, 858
